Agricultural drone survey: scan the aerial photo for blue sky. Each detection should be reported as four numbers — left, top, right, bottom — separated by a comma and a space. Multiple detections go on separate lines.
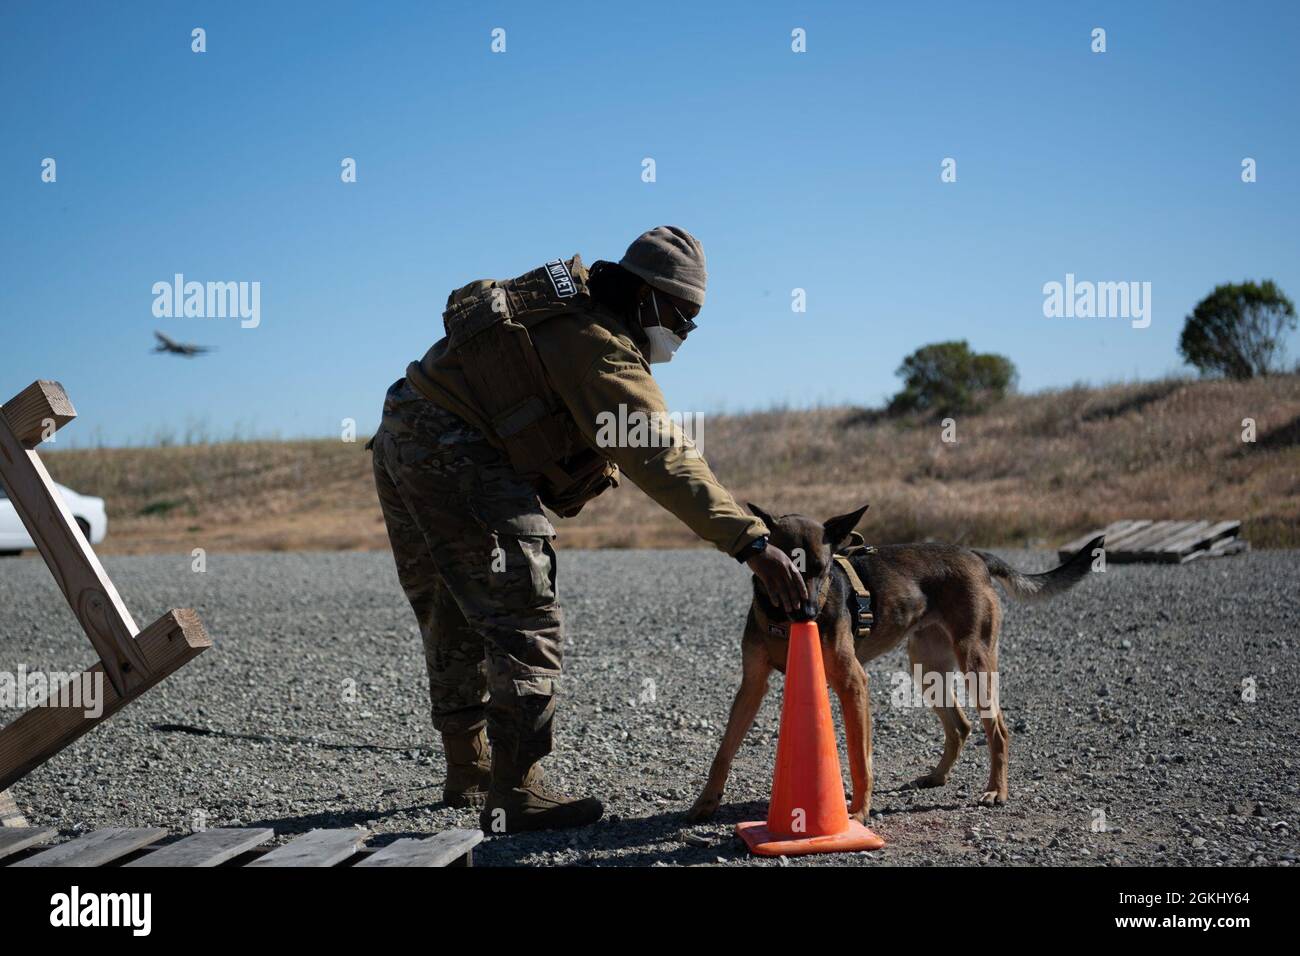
2, 1, 1297, 446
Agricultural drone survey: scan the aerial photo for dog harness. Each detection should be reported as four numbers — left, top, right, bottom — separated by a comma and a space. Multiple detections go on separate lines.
758, 533, 876, 640
834, 535, 876, 639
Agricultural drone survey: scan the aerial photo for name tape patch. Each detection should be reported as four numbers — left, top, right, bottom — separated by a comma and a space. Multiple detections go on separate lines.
545, 259, 577, 298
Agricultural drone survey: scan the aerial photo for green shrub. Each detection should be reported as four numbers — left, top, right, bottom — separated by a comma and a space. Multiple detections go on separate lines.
888, 340, 1017, 417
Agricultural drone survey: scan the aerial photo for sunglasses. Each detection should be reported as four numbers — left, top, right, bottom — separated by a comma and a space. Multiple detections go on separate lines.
673, 310, 699, 337
647, 290, 699, 337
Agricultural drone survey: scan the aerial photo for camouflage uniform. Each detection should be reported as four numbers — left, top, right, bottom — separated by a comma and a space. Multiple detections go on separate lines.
371, 377, 561, 767
373, 240, 764, 831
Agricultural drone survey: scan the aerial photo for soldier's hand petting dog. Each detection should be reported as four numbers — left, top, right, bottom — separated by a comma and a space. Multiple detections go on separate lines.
745, 545, 807, 614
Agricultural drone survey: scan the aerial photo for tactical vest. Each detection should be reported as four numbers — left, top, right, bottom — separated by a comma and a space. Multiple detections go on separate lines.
441, 254, 619, 517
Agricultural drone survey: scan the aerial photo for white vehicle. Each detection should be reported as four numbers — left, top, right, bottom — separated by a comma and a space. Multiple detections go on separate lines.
0, 480, 108, 556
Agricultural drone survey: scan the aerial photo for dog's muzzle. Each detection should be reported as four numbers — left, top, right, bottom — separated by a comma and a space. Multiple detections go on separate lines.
752, 571, 827, 625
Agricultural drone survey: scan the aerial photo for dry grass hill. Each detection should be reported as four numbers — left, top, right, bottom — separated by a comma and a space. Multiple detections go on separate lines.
38, 374, 1300, 555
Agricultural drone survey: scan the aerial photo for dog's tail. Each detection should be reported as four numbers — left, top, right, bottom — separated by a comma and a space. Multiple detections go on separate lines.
973, 535, 1103, 601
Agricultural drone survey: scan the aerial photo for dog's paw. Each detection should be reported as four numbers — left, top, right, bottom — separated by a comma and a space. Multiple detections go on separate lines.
849, 806, 870, 825
976, 790, 1008, 807
687, 793, 721, 822
908, 771, 948, 790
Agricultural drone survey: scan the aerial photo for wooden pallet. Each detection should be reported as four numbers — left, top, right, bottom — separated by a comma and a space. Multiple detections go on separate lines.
1058, 519, 1247, 564
0, 826, 481, 868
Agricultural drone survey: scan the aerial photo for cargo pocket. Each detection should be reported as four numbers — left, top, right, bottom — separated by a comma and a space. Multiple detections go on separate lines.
523, 534, 559, 604
503, 522, 558, 606
472, 508, 558, 606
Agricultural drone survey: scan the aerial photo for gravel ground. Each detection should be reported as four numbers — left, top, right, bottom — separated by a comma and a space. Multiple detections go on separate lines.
2, 547, 1297, 867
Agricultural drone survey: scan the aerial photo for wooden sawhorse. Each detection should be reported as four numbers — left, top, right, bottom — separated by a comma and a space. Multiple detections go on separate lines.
0, 380, 211, 823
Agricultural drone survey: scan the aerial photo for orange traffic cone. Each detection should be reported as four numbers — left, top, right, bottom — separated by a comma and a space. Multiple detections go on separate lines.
737, 620, 885, 856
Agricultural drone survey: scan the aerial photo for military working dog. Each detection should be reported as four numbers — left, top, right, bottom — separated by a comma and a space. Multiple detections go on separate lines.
687, 503, 1102, 823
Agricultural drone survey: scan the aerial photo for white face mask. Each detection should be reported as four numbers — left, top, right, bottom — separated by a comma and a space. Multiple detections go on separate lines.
644, 325, 684, 364
641, 290, 686, 364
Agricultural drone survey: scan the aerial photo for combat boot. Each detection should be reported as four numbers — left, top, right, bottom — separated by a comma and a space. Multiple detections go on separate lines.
479, 754, 604, 833
442, 728, 492, 808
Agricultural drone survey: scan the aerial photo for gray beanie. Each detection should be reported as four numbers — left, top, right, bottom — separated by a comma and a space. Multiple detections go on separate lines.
618, 226, 708, 307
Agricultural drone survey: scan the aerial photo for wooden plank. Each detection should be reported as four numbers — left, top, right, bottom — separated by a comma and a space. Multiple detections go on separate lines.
1100, 520, 1156, 551
355, 829, 482, 868
1208, 538, 1249, 557
125, 827, 274, 867
1182, 536, 1249, 563
1104, 519, 1145, 538
1058, 520, 1137, 558
1152, 521, 1238, 563
0, 826, 54, 861
248, 828, 370, 868
1112, 522, 1201, 561
0, 788, 28, 827
2, 380, 77, 448
1092, 522, 1154, 554
11, 827, 167, 867
1091, 519, 1145, 544
1144, 520, 1212, 557
1126, 520, 1201, 552
1161, 520, 1241, 561
0, 405, 149, 697
1109, 520, 1194, 556
0, 609, 211, 792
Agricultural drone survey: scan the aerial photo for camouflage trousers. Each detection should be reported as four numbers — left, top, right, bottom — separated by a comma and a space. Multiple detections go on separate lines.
371, 378, 562, 766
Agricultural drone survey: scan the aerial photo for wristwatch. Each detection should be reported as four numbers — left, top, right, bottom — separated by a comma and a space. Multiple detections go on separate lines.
734, 535, 769, 564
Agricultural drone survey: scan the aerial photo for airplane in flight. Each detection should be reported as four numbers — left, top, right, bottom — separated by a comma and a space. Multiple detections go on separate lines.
152, 330, 215, 357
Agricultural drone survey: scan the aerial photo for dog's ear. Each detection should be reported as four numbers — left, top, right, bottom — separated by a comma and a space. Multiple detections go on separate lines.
823, 504, 870, 547
746, 502, 778, 529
